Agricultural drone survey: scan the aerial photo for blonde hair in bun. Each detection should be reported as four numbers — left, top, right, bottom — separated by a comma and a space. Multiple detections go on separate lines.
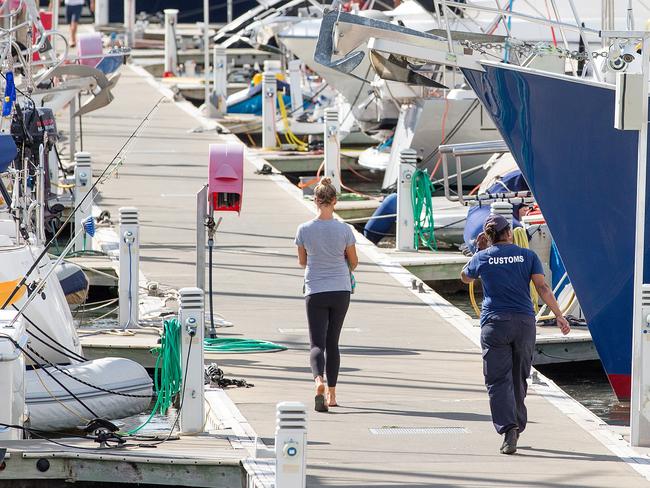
314, 177, 337, 206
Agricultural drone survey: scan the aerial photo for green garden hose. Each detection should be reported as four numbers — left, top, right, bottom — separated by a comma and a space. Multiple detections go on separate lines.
204, 337, 287, 353
411, 169, 437, 251
125, 318, 182, 435
125, 324, 286, 434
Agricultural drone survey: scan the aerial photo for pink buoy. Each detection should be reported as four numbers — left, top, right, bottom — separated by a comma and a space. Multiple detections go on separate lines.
77, 32, 103, 67
208, 144, 244, 214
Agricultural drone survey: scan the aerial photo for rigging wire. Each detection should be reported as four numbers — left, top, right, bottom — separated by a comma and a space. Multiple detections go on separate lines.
0, 94, 166, 311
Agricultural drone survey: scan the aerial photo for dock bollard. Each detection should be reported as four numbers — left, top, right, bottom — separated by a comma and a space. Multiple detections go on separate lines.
74, 152, 92, 252
490, 201, 514, 225
163, 9, 179, 77
211, 45, 227, 116
288, 59, 304, 117
119, 207, 140, 329
396, 148, 417, 251
262, 72, 277, 149
275, 402, 307, 488
178, 288, 205, 435
324, 108, 341, 193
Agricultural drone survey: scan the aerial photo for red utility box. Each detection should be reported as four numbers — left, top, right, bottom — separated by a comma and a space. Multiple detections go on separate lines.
208, 144, 244, 214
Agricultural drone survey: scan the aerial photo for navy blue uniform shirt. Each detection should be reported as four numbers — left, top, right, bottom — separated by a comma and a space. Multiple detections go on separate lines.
464, 243, 544, 325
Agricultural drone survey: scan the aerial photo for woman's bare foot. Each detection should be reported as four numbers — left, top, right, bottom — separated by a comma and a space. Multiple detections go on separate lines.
327, 387, 337, 407
314, 377, 328, 412
315, 376, 325, 395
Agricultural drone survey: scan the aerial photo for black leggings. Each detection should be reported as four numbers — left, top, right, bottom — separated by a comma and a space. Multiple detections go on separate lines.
305, 291, 351, 387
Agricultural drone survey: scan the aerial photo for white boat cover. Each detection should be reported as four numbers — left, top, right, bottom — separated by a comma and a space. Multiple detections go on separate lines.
26, 357, 153, 431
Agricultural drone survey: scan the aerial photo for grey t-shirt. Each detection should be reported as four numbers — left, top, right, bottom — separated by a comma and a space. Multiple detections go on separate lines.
295, 219, 356, 296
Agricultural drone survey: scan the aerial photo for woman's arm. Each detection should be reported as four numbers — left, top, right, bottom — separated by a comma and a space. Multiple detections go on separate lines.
531, 274, 570, 335
297, 245, 307, 268
345, 244, 358, 271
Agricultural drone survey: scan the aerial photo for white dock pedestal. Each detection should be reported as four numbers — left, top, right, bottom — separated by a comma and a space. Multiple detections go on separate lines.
163, 9, 179, 76
179, 288, 205, 435
324, 108, 340, 193
396, 149, 417, 252
74, 152, 92, 252
123, 0, 136, 48
119, 207, 140, 329
490, 201, 513, 225
262, 72, 277, 149
211, 46, 227, 116
275, 402, 307, 488
94, 0, 109, 26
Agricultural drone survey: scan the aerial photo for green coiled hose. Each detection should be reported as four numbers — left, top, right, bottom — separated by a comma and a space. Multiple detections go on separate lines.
126, 318, 182, 435
411, 168, 437, 251
125, 323, 286, 434
204, 337, 287, 353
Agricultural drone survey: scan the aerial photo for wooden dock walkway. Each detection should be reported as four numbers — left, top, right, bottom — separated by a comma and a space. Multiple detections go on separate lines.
50, 64, 650, 486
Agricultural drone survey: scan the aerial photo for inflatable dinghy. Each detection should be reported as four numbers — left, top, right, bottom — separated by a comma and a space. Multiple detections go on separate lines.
26, 357, 153, 431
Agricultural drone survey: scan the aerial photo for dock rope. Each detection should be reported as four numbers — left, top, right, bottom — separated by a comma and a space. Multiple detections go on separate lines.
411, 169, 437, 251
278, 94, 308, 151
469, 280, 481, 318
512, 227, 540, 313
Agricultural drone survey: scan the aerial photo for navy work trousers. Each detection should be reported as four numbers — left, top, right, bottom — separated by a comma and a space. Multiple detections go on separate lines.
480, 313, 536, 435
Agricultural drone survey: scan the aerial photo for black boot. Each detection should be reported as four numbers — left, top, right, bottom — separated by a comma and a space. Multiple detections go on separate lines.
500, 427, 519, 455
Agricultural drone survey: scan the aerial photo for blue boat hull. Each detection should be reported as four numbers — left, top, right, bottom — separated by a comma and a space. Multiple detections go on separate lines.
461, 64, 650, 399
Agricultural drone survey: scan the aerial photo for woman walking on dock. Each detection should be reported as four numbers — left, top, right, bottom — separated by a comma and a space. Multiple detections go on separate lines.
295, 178, 358, 412
460, 214, 570, 455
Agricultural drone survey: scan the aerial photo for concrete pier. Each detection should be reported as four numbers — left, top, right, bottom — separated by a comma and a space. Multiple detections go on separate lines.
59, 65, 650, 486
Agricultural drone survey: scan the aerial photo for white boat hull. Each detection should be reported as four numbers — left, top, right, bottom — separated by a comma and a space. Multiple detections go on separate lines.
0, 237, 82, 365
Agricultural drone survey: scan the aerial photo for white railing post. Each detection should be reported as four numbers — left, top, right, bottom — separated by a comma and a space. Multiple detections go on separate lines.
68, 97, 76, 161
324, 108, 340, 193
179, 287, 205, 434
396, 149, 417, 251
288, 59, 303, 117
74, 152, 92, 252
164, 9, 179, 77
203, 0, 210, 109
212, 45, 227, 116
119, 207, 139, 329
275, 402, 307, 488
123, 0, 136, 48
94, 0, 109, 27
262, 72, 277, 149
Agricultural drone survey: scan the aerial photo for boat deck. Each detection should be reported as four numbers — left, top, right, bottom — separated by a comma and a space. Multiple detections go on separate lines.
15, 63, 649, 487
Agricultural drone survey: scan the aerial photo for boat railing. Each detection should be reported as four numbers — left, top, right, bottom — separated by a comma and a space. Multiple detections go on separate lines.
438, 140, 508, 205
